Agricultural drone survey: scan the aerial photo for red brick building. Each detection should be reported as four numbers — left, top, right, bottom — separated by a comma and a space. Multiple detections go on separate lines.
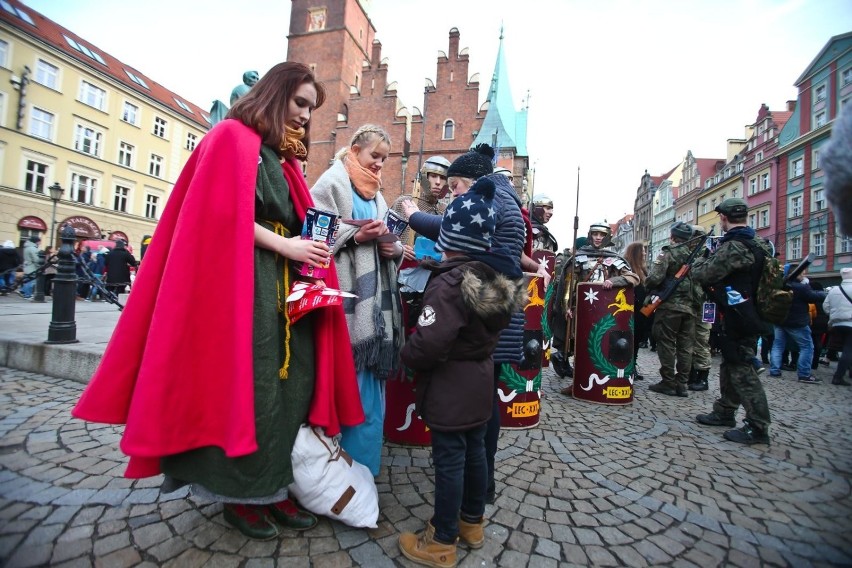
286, 0, 530, 206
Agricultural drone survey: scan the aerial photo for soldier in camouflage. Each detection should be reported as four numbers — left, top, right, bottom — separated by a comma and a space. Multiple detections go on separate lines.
688, 225, 713, 392
691, 198, 772, 445
646, 222, 700, 397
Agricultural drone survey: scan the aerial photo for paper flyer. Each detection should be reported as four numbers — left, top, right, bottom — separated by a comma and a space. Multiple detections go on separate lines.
300, 208, 340, 278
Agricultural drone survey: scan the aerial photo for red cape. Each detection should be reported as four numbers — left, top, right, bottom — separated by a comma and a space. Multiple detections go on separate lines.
72, 120, 363, 478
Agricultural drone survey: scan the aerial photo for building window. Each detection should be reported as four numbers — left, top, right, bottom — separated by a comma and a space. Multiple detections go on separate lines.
443, 120, 455, 140
790, 195, 803, 217
748, 213, 756, 228
812, 232, 826, 257
70, 173, 97, 205
149, 154, 163, 178
125, 69, 149, 89
35, 59, 59, 89
791, 158, 804, 178
839, 234, 852, 254
755, 151, 763, 163
145, 194, 160, 219
687, 210, 694, 221
812, 148, 821, 170
122, 101, 139, 125
815, 111, 827, 128
843, 68, 852, 87
0, 39, 7, 67
814, 84, 826, 102
186, 132, 197, 151
153, 116, 167, 138
118, 141, 134, 168
759, 209, 769, 228
79, 80, 106, 111
788, 236, 802, 260
113, 185, 129, 212
749, 178, 757, 196
25, 160, 48, 194
813, 188, 826, 211
29, 107, 54, 140
701, 202, 708, 214
760, 172, 770, 191
74, 124, 102, 157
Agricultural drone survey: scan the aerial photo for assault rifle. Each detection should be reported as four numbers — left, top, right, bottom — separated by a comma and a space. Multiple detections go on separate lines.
640, 231, 712, 317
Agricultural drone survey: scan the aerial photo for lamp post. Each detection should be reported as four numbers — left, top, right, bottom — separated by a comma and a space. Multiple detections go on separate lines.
45, 223, 78, 344
48, 182, 64, 248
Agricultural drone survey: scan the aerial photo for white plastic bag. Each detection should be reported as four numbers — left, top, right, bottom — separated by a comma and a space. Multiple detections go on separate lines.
288, 424, 379, 528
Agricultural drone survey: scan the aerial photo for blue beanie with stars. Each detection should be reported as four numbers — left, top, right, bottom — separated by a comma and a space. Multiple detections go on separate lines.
436, 177, 497, 254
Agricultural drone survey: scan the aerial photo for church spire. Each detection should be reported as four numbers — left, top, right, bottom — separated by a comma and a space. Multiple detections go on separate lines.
473, 28, 528, 157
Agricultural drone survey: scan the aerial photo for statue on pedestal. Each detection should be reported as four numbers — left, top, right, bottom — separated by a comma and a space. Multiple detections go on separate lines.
209, 70, 260, 126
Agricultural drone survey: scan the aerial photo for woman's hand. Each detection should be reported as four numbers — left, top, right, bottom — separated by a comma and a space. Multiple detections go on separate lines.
280, 237, 330, 268
354, 220, 388, 243
400, 199, 418, 219
378, 241, 403, 259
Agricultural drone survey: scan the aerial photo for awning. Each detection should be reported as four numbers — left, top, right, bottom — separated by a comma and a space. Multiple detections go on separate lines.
18, 216, 47, 231
59, 216, 101, 239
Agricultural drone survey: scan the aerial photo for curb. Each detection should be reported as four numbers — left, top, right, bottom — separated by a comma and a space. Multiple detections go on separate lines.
0, 339, 99, 384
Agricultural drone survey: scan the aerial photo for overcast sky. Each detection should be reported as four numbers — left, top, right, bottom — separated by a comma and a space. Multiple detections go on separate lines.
22, 0, 852, 248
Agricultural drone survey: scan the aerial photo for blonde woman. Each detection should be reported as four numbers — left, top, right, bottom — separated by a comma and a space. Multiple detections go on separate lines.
310, 124, 404, 476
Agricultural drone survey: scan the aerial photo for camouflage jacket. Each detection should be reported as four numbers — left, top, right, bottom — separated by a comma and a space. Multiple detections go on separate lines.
691, 228, 772, 307
645, 242, 698, 314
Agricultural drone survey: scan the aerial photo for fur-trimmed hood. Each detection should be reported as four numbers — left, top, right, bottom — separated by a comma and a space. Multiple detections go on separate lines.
423, 255, 525, 330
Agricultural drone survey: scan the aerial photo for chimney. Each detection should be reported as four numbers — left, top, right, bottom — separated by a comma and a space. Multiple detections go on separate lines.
787, 100, 796, 112
371, 40, 382, 67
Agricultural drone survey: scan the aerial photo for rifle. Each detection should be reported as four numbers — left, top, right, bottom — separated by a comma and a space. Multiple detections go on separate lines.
782, 253, 814, 285
640, 231, 711, 317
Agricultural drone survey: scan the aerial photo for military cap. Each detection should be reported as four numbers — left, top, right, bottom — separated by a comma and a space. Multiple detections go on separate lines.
670, 221, 693, 240
715, 197, 748, 218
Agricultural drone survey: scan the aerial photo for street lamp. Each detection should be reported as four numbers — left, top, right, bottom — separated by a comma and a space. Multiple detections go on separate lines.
48, 182, 63, 247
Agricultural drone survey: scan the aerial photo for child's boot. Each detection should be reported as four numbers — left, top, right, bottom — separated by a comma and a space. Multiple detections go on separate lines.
458, 516, 484, 549
398, 521, 457, 568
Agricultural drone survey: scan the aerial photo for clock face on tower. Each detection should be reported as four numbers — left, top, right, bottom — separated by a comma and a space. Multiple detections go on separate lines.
308, 8, 327, 32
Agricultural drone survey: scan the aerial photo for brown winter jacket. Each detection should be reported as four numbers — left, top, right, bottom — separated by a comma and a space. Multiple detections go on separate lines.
400, 256, 525, 432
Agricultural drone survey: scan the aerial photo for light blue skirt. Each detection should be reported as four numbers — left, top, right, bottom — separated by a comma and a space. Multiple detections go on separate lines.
340, 369, 385, 476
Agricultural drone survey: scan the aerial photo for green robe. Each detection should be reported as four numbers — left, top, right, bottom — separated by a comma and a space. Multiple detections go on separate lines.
161, 145, 315, 501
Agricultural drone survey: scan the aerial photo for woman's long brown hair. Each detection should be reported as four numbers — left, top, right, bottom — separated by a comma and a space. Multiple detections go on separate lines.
227, 62, 326, 159
624, 241, 648, 284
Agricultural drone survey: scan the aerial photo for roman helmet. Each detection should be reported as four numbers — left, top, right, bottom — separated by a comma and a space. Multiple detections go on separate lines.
531, 193, 554, 223
493, 166, 513, 179
419, 156, 451, 194
587, 221, 612, 247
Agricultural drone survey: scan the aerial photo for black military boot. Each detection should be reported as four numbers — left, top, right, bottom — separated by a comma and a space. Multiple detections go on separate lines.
649, 381, 679, 397
686, 367, 699, 388
551, 351, 569, 378
696, 411, 736, 427
723, 420, 770, 445
688, 369, 709, 391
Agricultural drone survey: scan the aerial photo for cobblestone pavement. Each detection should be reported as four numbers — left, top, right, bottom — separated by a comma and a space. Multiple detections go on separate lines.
1, 350, 851, 567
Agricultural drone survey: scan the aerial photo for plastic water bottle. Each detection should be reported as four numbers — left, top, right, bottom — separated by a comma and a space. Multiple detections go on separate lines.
726, 286, 745, 305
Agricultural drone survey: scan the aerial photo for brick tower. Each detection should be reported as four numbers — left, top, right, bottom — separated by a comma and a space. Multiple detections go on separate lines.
287, 1, 530, 206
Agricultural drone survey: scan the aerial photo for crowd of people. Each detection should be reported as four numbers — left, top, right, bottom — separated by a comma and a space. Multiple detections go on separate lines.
59, 61, 852, 568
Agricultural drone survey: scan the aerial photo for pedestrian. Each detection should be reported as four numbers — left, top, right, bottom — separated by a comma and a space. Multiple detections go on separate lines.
768, 267, 826, 383
103, 240, 137, 295
76, 245, 92, 299
529, 194, 558, 253
623, 241, 648, 380
0, 240, 20, 294
823, 267, 852, 386
398, 177, 523, 568
43, 246, 56, 296
692, 197, 773, 445
19, 235, 40, 299
646, 222, 700, 397
86, 246, 107, 301
73, 62, 364, 540
687, 225, 714, 392
310, 123, 404, 477
808, 280, 830, 370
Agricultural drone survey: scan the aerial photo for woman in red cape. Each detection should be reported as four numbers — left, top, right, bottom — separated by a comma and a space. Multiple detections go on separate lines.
72, 63, 364, 540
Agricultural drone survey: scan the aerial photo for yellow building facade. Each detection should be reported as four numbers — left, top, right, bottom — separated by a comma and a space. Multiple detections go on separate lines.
0, 1, 208, 251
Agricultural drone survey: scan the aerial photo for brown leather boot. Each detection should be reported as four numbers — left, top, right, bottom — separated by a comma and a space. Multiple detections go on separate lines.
398, 521, 458, 568
458, 517, 484, 549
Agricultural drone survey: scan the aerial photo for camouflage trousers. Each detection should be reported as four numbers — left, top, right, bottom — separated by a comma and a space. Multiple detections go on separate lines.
652, 309, 695, 386
691, 320, 712, 371
713, 332, 771, 430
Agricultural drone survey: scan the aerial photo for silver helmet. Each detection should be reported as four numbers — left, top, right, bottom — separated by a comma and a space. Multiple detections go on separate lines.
531, 193, 553, 208
419, 156, 451, 194
587, 221, 612, 247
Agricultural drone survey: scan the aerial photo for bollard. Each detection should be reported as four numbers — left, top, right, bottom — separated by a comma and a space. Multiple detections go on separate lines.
45, 224, 78, 344
33, 250, 46, 303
